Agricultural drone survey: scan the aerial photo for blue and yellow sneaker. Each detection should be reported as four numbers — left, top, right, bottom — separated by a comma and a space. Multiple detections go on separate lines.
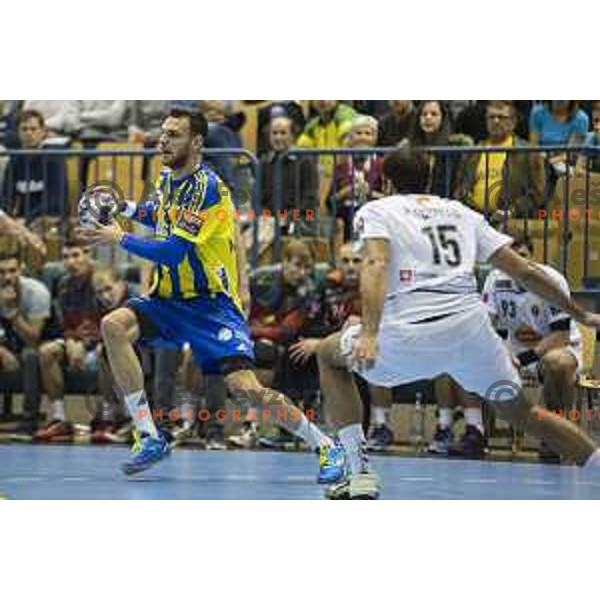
122, 432, 170, 475
317, 442, 345, 484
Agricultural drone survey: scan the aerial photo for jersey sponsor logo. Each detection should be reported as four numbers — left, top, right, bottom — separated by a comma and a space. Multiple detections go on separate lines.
177, 211, 204, 236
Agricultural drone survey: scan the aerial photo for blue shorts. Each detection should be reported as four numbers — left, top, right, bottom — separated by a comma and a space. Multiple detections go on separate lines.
127, 293, 255, 375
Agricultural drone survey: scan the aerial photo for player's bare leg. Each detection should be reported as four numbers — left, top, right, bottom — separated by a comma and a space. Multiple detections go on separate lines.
493, 393, 597, 465
430, 375, 456, 454
533, 348, 578, 461
224, 368, 345, 484
367, 385, 394, 451
540, 349, 578, 414
101, 307, 170, 474
316, 332, 380, 499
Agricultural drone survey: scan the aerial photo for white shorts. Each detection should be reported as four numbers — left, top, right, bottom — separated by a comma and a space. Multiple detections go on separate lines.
340, 304, 522, 403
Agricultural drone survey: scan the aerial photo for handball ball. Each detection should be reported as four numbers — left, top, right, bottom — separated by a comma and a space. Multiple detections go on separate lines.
91, 191, 118, 225
78, 190, 117, 228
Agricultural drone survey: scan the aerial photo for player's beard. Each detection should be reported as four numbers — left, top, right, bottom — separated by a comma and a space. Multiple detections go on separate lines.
164, 148, 194, 171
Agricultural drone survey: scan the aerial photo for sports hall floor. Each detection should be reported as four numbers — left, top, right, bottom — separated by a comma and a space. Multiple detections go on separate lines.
2, 444, 600, 499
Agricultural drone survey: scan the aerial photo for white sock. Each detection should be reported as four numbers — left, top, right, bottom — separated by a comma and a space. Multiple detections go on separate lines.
583, 449, 600, 470
372, 406, 390, 427
291, 414, 333, 451
52, 400, 65, 422
339, 423, 369, 475
181, 401, 195, 424
438, 408, 452, 429
465, 408, 484, 433
124, 390, 159, 439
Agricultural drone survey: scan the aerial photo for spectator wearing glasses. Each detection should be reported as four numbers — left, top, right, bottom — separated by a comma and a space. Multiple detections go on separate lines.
458, 101, 543, 218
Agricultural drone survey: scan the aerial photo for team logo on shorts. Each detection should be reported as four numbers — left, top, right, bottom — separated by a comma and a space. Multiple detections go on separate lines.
218, 327, 233, 342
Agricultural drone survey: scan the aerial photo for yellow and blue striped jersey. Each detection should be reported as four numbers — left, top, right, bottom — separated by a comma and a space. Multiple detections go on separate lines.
149, 163, 241, 310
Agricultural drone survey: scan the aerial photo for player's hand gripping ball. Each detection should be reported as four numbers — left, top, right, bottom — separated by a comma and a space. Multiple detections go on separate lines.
78, 185, 122, 229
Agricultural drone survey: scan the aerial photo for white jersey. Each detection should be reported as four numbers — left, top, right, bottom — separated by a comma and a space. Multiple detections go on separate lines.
482, 266, 582, 355
353, 194, 512, 324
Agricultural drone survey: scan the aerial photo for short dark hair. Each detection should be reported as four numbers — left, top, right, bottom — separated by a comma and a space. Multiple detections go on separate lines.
283, 239, 314, 265
62, 230, 88, 251
17, 109, 45, 128
382, 144, 429, 194
164, 108, 208, 138
0, 249, 21, 263
487, 101, 517, 119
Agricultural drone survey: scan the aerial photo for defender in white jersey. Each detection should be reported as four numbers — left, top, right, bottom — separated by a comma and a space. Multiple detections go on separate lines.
483, 236, 583, 462
317, 146, 600, 499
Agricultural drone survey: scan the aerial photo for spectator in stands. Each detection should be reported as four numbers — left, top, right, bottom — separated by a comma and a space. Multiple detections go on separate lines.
256, 101, 306, 158
453, 101, 487, 143
128, 100, 172, 145
228, 239, 315, 449
1, 109, 68, 223
199, 100, 244, 197
530, 101, 590, 197
0, 249, 51, 439
0, 101, 20, 198
577, 105, 600, 173
347, 101, 389, 119
289, 242, 362, 369
260, 115, 319, 236
0, 101, 19, 147
404, 100, 472, 197
458, 101, 544, 218
378, 101, 415, 147
329, 115, 385, 240
78, 101, 129, 142
34, 237, 98, 442
297, 101, 357, 189
530, 101, 589, 147
22, 100, 80, 139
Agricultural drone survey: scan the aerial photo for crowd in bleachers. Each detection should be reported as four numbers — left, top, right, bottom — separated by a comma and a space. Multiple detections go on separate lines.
0, 100, 599, 454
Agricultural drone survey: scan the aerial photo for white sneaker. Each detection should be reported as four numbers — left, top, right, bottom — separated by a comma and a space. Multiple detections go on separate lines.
325, 472, 381, 500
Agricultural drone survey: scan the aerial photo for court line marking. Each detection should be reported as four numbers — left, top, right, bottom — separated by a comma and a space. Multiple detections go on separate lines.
463, 478, 498, 484
398, 477, 434, 482
522, 479, 557, 486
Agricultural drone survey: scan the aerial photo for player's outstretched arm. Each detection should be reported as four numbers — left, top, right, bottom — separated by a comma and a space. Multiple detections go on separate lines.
490, 245, 600, 328
77, 221, 192, 269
